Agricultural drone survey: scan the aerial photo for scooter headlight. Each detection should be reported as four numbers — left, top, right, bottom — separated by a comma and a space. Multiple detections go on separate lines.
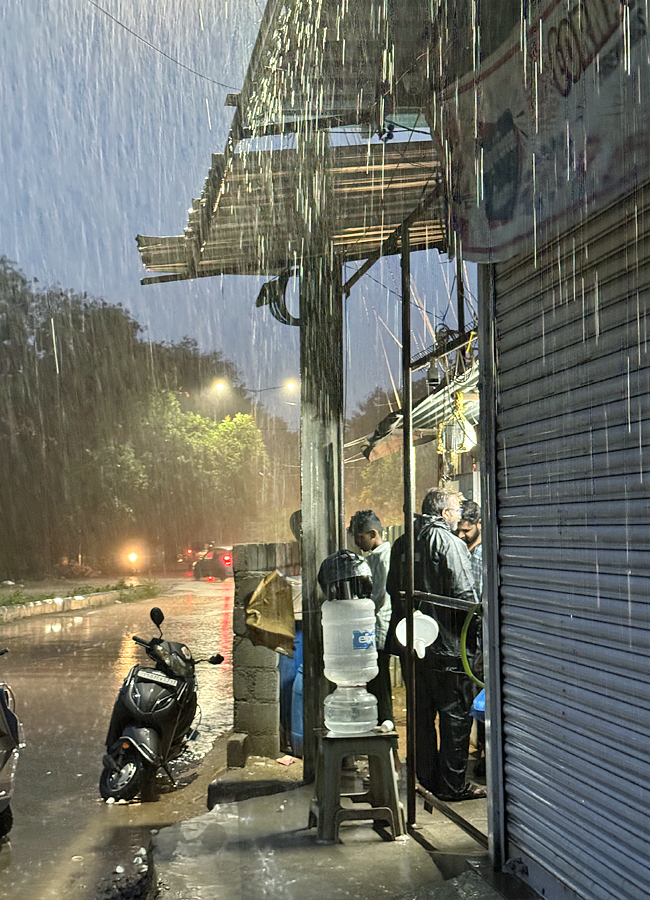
156, 646, 173, 669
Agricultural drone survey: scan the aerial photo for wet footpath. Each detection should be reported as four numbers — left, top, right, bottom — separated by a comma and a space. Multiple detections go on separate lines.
148, 754, 517, 900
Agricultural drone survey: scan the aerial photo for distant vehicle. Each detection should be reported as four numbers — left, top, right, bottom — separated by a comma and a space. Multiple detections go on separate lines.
177, 547, 201, 571
192, 547, 233, 581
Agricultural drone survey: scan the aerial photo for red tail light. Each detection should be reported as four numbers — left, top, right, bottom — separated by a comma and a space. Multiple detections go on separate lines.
222, 553, 232, 566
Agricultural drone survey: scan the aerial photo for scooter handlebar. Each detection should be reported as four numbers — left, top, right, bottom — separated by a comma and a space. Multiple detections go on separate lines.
193, 653, 224, 665
132, 636, 149, 647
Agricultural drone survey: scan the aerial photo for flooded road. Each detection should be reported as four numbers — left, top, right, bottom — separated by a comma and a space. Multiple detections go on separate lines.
0, 578, 234, 900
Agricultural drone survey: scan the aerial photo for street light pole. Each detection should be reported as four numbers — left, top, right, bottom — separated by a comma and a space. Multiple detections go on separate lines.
248, 381, 298, 423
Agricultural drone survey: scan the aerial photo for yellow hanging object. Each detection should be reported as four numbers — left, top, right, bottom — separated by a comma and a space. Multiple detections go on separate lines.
440, 393, 477, 454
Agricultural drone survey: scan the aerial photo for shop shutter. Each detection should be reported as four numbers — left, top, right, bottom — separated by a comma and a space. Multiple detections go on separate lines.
491, 186, 650, 900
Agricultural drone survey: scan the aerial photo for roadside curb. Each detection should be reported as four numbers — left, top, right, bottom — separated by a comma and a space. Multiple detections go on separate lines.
0, 590, 122, 623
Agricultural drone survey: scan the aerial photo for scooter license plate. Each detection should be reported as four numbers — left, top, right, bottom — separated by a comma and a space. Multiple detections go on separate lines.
137, 669, 179, 689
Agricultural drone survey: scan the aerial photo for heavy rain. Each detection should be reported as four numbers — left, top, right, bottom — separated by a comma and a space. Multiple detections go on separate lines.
1, 0, 649, 899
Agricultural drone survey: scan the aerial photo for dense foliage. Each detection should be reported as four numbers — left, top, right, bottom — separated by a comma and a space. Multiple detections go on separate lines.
0, 258, 293, 578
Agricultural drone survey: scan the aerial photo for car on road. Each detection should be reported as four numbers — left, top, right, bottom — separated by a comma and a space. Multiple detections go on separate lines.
192, 547, 233, 581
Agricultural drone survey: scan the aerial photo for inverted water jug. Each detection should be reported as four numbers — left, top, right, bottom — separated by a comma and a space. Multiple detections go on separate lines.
321, 596, 378, 735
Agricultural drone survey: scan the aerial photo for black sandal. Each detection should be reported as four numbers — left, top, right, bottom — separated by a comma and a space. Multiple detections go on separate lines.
439, 784, 487, 802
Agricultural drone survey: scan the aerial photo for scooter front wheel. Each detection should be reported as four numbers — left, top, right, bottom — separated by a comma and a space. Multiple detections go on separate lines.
0, 804, 13, 838
100, 749, 145, 801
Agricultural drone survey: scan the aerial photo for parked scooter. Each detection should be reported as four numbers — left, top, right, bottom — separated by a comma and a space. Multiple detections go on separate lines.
100, 607, 223, 801
0, 648, 23, 838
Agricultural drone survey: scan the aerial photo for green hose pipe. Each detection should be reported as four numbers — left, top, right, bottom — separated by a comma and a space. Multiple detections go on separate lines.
460, 603, 484, 688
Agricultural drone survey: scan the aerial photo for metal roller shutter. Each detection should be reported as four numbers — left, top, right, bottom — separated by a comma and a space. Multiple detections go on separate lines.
492, 186, 650, 900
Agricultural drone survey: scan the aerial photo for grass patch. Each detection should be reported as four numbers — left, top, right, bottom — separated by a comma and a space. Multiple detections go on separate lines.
0, 579, 160, 609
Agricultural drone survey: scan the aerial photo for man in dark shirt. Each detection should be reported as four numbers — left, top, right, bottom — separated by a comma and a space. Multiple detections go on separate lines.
387, 487, 485, 801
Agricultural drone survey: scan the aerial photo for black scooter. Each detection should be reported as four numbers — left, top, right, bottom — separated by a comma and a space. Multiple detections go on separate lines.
100, 607, 223, 801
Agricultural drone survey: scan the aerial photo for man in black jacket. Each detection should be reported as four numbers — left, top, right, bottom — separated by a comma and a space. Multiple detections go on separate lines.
386, 487, 485, 801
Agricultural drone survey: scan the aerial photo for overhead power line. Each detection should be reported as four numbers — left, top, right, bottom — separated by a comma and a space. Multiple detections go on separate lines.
86, 0, 239, 91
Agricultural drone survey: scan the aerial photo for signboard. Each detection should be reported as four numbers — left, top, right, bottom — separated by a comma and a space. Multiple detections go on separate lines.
428, 0, 650, 261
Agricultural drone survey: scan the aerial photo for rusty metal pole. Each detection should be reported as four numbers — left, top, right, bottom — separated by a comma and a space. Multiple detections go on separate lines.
456, 242, 465, 337
401, 225, 417, 825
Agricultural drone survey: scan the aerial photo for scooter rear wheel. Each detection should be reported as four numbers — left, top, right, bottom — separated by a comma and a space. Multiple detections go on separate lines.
100, 749, 145, 801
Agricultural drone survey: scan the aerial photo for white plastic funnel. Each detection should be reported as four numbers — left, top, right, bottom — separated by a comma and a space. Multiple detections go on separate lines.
396, 611, 439, 659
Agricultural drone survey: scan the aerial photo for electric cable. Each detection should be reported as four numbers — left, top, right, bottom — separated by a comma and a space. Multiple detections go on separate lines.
86, 0, 239, 91
384, 120, 432, 137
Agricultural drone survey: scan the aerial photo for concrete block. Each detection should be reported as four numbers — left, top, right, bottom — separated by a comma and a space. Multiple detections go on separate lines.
232, 669, 253, 702
254, 544, 268, 570
232, 607, 247, 636
248, 733, 281, 758
234, 700, 278, 736
208, 779, 301, 808
226, 732, 249, 768
233, 573, 265, 609
232, 543, 250, 573
232, 636, 277, 669
274, 543, 286, 571
253, 668, 279, 702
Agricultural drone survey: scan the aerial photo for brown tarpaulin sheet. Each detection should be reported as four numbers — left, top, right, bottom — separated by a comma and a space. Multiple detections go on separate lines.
245, 569, 296, 656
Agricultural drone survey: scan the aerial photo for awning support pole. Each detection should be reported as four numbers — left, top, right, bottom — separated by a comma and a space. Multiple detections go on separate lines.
456, 245, 465, 336
401, 225, 417, 826
342, 181, 445, 298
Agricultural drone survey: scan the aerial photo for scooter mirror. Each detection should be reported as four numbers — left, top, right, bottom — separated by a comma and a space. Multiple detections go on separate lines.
208, 654, 224, 665
150, 607, 165, 630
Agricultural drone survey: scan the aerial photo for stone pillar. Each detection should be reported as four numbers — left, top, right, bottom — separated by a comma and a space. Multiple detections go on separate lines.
229, 541, 301, 763
295, 124, 344, 783
299, 256, 344, 782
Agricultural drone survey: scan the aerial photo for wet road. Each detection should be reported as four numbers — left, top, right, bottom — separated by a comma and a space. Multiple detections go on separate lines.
0, 578, 234, 900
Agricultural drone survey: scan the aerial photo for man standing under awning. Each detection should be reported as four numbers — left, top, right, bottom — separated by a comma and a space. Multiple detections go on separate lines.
387, 487, 485, 802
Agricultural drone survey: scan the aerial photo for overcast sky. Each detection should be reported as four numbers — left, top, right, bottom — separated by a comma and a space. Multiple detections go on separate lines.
1, 0, 472, 429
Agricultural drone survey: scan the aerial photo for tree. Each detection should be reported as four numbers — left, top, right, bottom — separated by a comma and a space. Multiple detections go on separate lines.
0, 259, 273, 577
126, 394, 267, 557
358, 451, 404, 526
343, 376, 433, 527
344, 387, 399, 522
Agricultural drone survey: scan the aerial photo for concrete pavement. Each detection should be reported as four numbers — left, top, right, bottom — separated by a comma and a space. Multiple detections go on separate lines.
148, 755, 511, 900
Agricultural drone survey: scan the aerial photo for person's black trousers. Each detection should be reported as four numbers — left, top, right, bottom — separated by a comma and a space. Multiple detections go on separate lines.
414, 655, 474, 799
367, 648, 394, 725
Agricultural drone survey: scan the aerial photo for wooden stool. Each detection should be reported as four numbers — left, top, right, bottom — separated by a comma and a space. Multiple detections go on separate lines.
308, 730, 406, 843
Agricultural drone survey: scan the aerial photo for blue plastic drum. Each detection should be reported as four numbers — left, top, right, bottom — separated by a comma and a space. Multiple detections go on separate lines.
278, 624, 302, 755
290, 664, 304, 758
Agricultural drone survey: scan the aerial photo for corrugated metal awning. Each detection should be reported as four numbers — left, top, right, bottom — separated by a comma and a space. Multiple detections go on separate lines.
137, 139, 446, 281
